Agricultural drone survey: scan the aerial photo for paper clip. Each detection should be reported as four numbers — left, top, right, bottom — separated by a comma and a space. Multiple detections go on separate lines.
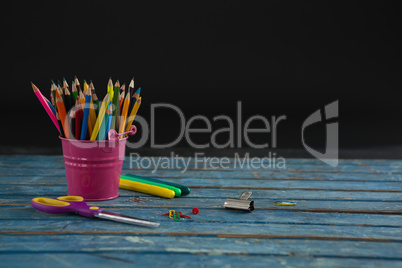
169, 210, 175, 219
173, 211, 181, 222
275, 200, 296, 206
163, 211, 191, 220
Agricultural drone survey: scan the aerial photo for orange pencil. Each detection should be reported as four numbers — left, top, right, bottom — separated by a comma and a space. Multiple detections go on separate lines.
119, 92, 124, 111
125, 97, 141, 132
55, 95, 69, 139
119, 89, 130, 133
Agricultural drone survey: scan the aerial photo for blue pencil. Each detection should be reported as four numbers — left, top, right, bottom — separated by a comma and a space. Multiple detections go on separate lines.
80, 89, 92, 140
44, 97, 57, 116
97, 103, 109, 140
105, 103, 113, 139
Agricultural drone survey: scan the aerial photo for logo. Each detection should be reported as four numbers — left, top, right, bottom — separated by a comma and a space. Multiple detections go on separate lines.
301, 100, 339, 167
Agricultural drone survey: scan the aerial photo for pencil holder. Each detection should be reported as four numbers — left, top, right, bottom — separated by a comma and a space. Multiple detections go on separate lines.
60, 126, 136, 201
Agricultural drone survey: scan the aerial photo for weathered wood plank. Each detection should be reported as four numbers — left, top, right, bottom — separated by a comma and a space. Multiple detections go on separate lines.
1, 235, 401, 258
0, 253, 401, 268
2, 169, 402, 182
1, 191, 401, 213
1, 187, 401, 201
1, 207, 401, 227
0, 176, 401, 191
1, 217, 401, 240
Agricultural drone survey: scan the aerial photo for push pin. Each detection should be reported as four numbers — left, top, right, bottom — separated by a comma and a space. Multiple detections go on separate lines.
224, 191, 254, 212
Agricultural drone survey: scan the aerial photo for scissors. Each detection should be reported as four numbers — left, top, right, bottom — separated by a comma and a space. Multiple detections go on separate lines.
31, 196, 160, 228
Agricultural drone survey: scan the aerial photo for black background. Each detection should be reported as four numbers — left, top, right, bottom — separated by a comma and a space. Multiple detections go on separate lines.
6, 1, 402, 158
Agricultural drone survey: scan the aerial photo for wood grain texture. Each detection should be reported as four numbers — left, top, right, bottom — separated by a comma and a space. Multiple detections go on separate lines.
0, 155, 401, 267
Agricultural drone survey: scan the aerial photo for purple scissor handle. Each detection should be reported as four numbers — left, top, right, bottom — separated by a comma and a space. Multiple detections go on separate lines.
31, 196, 159, 227
31, 196, 101, 218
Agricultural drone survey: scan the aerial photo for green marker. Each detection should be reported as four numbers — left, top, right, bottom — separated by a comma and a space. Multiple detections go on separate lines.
123, 174, 190, 196
121, 175, 182, 197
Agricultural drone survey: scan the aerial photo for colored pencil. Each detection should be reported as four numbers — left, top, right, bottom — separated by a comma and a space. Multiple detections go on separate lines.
105, 104, 113, 139
55, 95, 69, 139
125, 97, 141, 132
80, 88, 92, 140
69, 107, 75, 139
74, 76, 81, 92
119, 88, 130, 134
83, 80, 89, 93
71, 81, 78, 102
74, 95, 83, 140
31, 83, 60, 132
63, 77, 69, 90
90, 93, 110, 141
50, 84, 55, 106
127, 87, 141, 120
57, 84, 65, 108
97, 112, 107, 140
107, 77, 113, 95
79, 90, 85, 109
64, 86, 73, 113
44, 96, 56, 116
56, 111, 64, 138
88, 90, 97, 134
119, 91, 124, 111
120, 83, 126, 96
128, 77, 135, 98
98, 103, 111, 140
110, 80, 119, 130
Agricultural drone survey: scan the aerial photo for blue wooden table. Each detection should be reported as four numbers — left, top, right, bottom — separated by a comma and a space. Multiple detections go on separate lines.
1, 155, 401, 267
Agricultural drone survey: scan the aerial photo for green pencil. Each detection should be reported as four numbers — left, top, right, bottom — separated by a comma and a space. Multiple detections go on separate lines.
71, 81, 78, 103
111, 80, 120, 130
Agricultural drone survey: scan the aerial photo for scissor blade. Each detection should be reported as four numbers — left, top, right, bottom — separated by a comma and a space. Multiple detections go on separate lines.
94, 211, 160, 228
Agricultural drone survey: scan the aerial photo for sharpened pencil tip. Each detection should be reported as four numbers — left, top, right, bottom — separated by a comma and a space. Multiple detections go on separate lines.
31, 83, 38, 92
136, 87, 141, 95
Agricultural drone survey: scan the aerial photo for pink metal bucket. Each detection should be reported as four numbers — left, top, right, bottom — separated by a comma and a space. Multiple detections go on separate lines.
60, 127, 136, 201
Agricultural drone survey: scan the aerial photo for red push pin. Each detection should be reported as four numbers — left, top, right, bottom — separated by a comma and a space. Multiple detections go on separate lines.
192, 207, 199, 215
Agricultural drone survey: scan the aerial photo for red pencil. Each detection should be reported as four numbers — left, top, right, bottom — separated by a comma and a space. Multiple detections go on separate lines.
75, 96, 83, 140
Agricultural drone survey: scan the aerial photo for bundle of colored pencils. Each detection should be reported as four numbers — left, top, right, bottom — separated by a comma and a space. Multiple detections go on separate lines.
31, 77, 142, 140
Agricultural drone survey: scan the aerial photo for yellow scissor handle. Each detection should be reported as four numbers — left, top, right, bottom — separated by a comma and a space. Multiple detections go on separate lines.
32, 197, 70, 207
57, 196, 84, 202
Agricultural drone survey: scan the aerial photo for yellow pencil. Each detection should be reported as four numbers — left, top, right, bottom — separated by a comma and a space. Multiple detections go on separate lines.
79, 90, 85, 110
125, 97, 141, 132
119, 179, 175, 199
107, 77, 113, 95
90, 93, 110, 140
119, 89, 131, 134
83, 80, 89, 92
